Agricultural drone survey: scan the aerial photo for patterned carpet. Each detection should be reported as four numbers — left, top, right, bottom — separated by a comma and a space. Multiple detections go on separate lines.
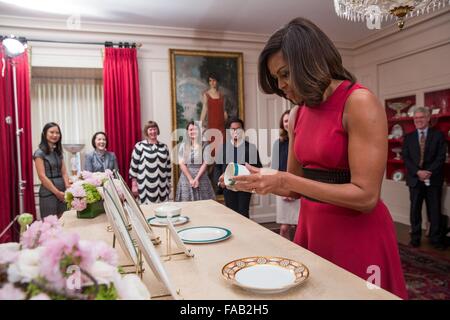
399, 243, 450, 300
263, 224, 450, 300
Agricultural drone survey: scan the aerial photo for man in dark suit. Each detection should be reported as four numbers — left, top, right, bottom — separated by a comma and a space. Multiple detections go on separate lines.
214, 118, 262, 218
402, 106, 447, 249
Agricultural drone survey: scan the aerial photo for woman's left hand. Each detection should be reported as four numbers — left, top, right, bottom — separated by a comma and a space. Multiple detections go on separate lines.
232, 164, 284, 195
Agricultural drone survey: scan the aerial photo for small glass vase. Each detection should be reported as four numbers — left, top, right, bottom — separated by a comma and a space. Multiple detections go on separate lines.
77, 201, 105, 219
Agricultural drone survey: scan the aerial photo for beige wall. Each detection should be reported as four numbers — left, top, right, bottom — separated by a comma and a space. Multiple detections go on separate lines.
0, 16, 292, 222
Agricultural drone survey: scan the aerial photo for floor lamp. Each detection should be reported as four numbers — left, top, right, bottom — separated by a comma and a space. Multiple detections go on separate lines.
2, 35, 27, 215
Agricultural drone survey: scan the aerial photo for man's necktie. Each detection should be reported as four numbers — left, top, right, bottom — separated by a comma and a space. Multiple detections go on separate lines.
419, 131, 426, 168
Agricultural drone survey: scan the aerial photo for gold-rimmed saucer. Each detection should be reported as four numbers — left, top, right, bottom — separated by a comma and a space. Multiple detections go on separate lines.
222, 256, 309, 294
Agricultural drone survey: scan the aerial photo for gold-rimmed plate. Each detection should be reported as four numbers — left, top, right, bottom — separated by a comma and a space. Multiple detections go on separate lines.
222, 256, 309, 294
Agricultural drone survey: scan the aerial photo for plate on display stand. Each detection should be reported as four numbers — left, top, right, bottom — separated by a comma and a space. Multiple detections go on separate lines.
147, 216, 190, 227
390, 124, 403, 139
177, 226, 231, 244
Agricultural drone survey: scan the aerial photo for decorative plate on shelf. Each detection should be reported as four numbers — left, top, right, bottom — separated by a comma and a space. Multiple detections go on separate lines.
392, 170, 404, 182
222, 256, 309, 294
390, 124, 404, 139
388, 102, 409, 118
177, 226, 232, 244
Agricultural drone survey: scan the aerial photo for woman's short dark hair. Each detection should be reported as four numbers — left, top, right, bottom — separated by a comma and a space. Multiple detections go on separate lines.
279, 109, 290, 142
227, 117, 244, 129
143, 120, 160, 137
208, 73, 220, 82
258, 17, 356, 107
39, 122, 63, 156
91, 131, 108, 149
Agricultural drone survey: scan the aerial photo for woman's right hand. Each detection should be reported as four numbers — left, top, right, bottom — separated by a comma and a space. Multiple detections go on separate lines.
218, 174, 225, 188
56, 191, 66, 202
132, 185, 139, 197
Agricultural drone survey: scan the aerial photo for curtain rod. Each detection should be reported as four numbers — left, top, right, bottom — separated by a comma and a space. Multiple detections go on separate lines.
8, 37, 142, 48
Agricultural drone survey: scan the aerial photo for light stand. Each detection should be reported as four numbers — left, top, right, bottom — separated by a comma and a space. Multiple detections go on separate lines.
2, 35, 27, 215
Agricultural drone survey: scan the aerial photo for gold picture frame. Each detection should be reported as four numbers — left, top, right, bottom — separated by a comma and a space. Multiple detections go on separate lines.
169, 49, 244, 197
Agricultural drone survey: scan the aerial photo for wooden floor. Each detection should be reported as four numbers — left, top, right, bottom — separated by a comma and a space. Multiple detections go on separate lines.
261, 221, 450, 259
394, 222, 450, 259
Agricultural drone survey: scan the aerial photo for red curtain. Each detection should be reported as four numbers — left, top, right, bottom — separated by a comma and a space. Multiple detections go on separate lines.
103, 48, 141, 186
0, 45, 35, 243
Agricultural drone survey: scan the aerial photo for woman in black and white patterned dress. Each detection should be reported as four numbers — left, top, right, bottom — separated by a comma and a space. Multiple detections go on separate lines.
129, 121, 171, 204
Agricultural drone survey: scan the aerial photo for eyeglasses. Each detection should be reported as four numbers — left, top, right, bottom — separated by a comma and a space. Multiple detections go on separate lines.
229, 128, 243, 132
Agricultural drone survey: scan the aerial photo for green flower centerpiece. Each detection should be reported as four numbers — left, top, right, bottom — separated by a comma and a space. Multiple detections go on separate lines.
65, 171, 111, 219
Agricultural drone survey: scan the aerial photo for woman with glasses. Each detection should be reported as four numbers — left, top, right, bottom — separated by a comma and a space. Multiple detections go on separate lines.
214, 118, 262, 218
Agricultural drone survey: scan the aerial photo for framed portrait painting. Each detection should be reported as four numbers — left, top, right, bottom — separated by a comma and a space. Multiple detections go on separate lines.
169, 49, 244, 197
170, 49, 244, 133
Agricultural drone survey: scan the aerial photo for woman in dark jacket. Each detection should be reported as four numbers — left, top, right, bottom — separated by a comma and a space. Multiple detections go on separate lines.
84, 131, 118, 173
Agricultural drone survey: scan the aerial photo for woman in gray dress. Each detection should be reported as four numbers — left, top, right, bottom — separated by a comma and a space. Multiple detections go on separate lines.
84, 131, 118, 173
176, 121, 215, 202
33, 122, 70, 218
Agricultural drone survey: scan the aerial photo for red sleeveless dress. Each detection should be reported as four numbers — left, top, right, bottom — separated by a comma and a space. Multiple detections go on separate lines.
293, 80, 408, 299
206, 92, 225, 140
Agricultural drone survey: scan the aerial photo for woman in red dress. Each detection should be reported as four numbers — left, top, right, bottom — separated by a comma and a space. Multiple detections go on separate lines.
200, 73, 228, 142
231, 17, 408, 299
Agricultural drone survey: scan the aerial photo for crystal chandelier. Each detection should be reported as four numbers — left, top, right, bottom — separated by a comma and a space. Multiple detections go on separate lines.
334, 0, 449, 30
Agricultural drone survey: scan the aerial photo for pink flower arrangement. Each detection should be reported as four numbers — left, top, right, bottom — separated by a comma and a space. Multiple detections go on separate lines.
0, 218, 149, 300
20, 215, 63, 249
71, 198, 87, 211
65, 171, 119, 211
40, 233, 94, 290
70, 184, 86, 198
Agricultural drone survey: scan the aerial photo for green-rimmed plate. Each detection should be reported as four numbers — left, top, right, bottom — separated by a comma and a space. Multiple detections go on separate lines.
177, 226, 232, 244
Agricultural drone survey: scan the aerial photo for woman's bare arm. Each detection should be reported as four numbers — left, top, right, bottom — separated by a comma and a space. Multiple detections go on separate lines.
234, 90, 388, 212
200, 93, 208, 124
61, 160, 70, 188
179, 159, 194, 182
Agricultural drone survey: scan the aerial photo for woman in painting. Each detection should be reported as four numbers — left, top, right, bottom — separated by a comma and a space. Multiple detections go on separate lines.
200, 73, 228, 143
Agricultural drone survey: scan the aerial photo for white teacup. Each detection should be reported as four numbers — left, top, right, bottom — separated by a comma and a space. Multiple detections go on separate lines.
224, 162, 250, 191
154, 203, 181, 222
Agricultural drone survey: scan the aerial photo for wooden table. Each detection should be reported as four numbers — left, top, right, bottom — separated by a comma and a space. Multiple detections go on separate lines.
61, 200, 399, 300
